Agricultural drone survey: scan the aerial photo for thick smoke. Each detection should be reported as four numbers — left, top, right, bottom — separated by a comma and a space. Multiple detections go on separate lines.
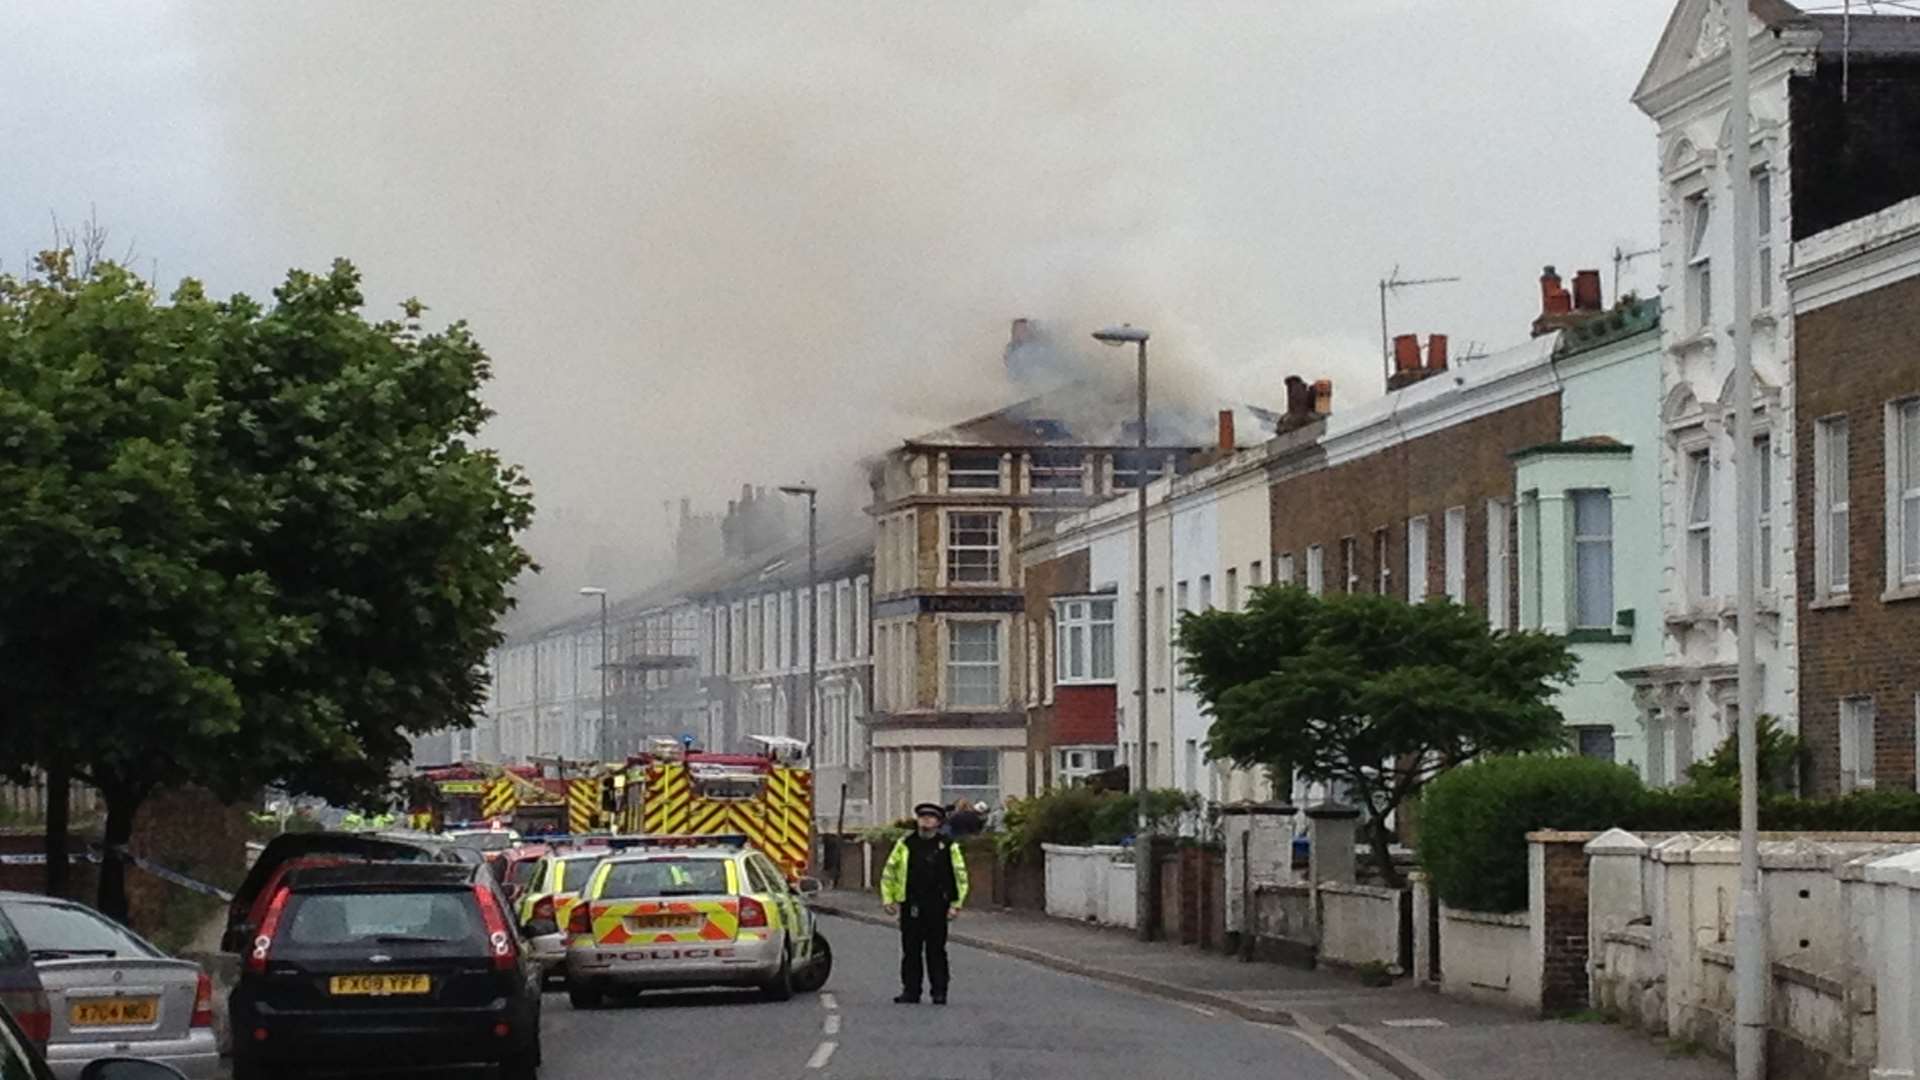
30, 2, 1672, 628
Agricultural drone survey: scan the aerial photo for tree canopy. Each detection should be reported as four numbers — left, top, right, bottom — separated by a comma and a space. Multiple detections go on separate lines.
1179, 586, 1576, 883
0, 251, 532, 914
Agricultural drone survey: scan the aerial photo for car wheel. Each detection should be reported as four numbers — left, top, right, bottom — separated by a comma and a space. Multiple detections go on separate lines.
569, 982, 604, 1010
761, 941, 795, 1001
500, 1041, 541, 1080
794, 930, 833, 993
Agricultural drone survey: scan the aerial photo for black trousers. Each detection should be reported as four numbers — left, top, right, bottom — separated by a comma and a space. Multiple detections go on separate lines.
898, 903, 949, 997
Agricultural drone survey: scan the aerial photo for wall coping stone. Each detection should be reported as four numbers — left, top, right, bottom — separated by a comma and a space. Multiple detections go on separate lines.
1865, 846, 1920, 887
1602, 926, 1655, 948
1701, 941, 1735, 970
1441, 906, 1528, 929
1584, 827, 1649, 855
1255, 882, 1312, 898
1216, 801, 1298, 817
1041, 843, 1128, 856
1771, 953, 1846, 998
1304, 802, 1361, 821
1319, 881, 1402, 901
1650, 833, 1708, 863
1525, 829, 1600, 844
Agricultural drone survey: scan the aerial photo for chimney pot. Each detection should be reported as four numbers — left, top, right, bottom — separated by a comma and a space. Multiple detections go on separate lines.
1312, 379, 1334, 415
1217, 409, 1235, 451
1426, 334, 1449, 372
1392, 334, 1422, 373
1572, 269, 1603, 312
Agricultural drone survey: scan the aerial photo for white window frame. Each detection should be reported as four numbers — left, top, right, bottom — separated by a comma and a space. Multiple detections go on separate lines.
1406, 517, 1430, 601
1887, 399, 1920, 590
1570, 489, 1615, 631
1686, 448, 1714, 600
1444, 506, 1467, 603
1305, 546, 1325, 596
1753, 167, 1773, 311
1685, 190, 1712, 332
1276, 553, 1295, 587
944, 618, 1003, 709
1815, 416, 1850, 597
1340, 537, 1358, 594
1520, 492, 1542, 629
1754, 434, 1773, 592
1373, 528, 1391, 595
1487, 499, 1511, 631
1054, 597, 1116, 685
945, 510, 1003, 586
1840, 696, 1876, 793
946, 451, 1003, 493
941, 749, 999, 806
1249, 560, 1264, 590
1225, 568, 1239, 612
1199, 574, 1214, 611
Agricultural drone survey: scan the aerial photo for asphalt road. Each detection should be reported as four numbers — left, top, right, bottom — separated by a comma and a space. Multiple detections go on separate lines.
538, 914, 1375, 1080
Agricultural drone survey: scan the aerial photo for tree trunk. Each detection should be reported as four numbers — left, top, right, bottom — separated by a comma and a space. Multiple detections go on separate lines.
44, 762, 70, 898
1366, 814, 1403, 889
96, 788, 141, 924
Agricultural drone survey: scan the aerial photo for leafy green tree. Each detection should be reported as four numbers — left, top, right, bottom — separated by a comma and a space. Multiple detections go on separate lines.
1180, 587, 1577, 885
0, 251, 532, 918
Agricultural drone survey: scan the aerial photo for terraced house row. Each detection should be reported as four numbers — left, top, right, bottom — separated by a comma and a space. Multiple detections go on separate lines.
450, 0, 1920, 825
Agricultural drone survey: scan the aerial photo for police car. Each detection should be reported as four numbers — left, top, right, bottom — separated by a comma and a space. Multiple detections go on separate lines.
562, 836, 831, 1006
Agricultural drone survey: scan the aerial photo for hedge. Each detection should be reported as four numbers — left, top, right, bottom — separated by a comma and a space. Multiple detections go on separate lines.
1418, 755, 1644, 913
1420, 754, 1920, 913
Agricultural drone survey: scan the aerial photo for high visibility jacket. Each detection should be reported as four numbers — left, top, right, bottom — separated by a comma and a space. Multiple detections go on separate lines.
880, 833, 969, 908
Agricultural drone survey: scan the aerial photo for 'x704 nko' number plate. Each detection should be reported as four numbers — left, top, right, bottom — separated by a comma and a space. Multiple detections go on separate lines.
328, 974, 430, 995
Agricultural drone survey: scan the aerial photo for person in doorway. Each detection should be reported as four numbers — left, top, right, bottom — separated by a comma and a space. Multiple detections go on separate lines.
879, 802, 970, 1004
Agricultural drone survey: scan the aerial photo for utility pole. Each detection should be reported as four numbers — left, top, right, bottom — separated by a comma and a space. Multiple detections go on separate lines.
1378, 268, 1462, 384
1727, 3, 1765, 1077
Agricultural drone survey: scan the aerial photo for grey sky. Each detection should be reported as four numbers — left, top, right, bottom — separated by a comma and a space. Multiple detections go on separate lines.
3, 2, 1674, 628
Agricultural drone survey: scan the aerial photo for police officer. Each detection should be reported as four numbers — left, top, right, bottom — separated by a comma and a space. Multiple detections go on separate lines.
880, 802, 970, 1004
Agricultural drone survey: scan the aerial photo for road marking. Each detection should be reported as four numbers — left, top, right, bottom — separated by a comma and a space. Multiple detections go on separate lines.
824, 1013, 841, 1035
1174, 1000, 1218, 1017
1381, 1017, 1447, 1028
820, 992, 838, 1011
1280, 1028, 1376, 1080
807, 1041, 837, 1069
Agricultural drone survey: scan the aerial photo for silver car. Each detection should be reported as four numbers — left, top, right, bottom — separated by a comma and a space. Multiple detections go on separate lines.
0, 895, 218, 1080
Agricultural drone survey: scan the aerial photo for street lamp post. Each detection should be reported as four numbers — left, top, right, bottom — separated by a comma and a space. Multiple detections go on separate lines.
777, 486, 819, 771
580, 587, 609, 761
1093, 323, 1152, 943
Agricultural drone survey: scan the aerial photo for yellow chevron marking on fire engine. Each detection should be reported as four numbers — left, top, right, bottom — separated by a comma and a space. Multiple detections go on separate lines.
567, 780, 599, 834
480, 778, 516, 820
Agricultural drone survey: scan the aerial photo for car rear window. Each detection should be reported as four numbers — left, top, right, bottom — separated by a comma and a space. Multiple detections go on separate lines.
507, 859, 542, 888
1, 901, 156, 959
282, 890, 483, 947
598, 858, 730, 899
450, 832, 516, 853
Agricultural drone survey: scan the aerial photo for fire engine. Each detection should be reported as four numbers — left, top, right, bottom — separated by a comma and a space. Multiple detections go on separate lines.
409, 760, 605, 836
608, 735, 814, 879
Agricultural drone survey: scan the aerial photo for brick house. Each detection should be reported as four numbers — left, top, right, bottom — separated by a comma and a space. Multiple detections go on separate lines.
1791, 194, 1920, 794
1631, 0, 1920, 780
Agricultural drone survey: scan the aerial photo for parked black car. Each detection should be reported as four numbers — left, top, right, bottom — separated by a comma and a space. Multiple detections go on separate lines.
228, 861, 542, 1079
224, 832, 469, 955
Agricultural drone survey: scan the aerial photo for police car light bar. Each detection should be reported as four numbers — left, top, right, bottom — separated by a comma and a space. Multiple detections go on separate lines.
605, 834, 751, 851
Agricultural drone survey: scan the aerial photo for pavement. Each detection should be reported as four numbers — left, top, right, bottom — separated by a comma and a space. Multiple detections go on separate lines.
813, 888, 1733, 1080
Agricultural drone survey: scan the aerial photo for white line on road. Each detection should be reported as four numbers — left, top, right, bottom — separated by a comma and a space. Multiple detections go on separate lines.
807, 1041, 837, 1070
1279, 1028, 1376, 1080
819, 992, 838, 1011
824, 1013, 841, 1035
1174, 1000, 1218, 1017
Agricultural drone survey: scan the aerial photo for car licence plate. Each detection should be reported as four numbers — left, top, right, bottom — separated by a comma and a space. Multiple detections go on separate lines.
627, 914, 699, 929
328, 974, 431, 996
69, 997, 158, 1027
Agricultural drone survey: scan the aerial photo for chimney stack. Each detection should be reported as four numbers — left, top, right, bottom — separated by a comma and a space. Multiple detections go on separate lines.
1392, 334, 1422, 373
1572, 269, 1603, 313
1285, 375, 1313, 417
1427, 334, 1449, 372
1217, 409, 1235, 451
